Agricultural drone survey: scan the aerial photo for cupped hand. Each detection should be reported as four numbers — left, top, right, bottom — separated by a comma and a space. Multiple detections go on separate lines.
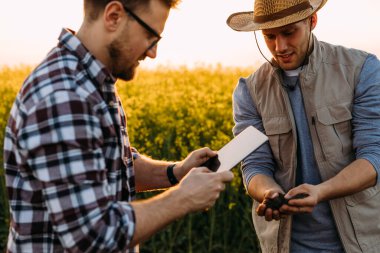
280, 184, 319, 214
256, 190, 286, 221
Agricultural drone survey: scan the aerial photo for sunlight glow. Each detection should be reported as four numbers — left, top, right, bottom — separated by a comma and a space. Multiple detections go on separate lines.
0, 0, 379, 68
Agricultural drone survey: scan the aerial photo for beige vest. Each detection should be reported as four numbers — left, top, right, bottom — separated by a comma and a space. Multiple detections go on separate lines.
246, 36, 380, 253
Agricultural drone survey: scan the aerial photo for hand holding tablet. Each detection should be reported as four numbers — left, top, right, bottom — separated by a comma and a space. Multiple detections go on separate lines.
201, 126, 268, 172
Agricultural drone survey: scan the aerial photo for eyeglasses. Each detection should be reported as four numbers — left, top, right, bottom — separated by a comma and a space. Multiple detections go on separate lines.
122, 5, 162, 51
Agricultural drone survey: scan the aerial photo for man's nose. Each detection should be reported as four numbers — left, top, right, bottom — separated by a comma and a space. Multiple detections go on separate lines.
146, 44, 157, 59
275, 37, 287, 53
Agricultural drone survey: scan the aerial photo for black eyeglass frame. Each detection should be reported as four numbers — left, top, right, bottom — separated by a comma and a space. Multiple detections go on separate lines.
122, 4, 162, 50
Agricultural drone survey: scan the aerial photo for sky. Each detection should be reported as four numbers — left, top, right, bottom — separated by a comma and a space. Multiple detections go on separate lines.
1, 0, 379, 69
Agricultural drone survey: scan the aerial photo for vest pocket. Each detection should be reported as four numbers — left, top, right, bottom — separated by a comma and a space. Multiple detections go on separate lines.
315, 102, 353, 159
345, 185, 380, 251
262, 116, 292, 170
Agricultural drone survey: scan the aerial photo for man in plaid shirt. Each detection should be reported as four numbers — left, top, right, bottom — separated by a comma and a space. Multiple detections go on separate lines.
3, 0, 234, 252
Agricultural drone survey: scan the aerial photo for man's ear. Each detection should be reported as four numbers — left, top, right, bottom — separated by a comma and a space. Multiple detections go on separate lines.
103, 1, 125, 32
310, 13, 318, 31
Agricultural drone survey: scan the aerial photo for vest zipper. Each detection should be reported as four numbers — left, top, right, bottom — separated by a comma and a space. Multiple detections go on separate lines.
311, 116, 327, 161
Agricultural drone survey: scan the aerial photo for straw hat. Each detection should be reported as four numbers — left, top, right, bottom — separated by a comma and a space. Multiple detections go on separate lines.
227, 0, 327, 31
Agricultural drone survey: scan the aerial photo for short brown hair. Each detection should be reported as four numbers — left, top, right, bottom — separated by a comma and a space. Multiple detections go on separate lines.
84, 0, 181, 21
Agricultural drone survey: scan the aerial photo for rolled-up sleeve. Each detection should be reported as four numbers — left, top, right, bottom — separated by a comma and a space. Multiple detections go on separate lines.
232, 77, 276, 189
352, 54, 380, 185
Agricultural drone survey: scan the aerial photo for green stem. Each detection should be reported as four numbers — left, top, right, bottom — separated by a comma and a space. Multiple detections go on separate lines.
188, 214, 192, 253
208, 208, 215, 252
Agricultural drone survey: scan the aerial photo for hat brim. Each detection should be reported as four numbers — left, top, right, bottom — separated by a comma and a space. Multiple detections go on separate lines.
227, 0, 327, 31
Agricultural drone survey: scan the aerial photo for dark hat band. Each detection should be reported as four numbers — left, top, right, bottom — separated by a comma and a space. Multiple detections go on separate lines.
253, 1, 313, 24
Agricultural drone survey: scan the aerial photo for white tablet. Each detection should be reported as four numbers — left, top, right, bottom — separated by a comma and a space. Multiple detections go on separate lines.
202, 126, 268, 172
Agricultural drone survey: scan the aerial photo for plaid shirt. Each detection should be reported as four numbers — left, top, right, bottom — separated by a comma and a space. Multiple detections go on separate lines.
4, 29, 138, 253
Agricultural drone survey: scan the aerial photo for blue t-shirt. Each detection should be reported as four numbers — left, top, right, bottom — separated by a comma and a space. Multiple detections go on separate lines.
283, 72, 343, 252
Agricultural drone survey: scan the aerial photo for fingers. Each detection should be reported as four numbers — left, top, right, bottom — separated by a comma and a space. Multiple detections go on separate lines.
201, 147, 218, 156
179, 166, 233, 212
257, 190, 287, 221
257, 201, 285, 221
195, 147, 217, 159
199, 183, 226, 211
188, 167, 233, 184
257, 206, 287, 221
181, 148, 217, 174
264, 207, 273, 221
284, 188, 306, 200
285, 184, 312, 200
272, 210, 281, 220
259, 207, 281, 221
267, 209, 282, 221
256, 203, 266, 216
285, 186, 317, 208
217, 170, 234, 182
279, 185, 316, 214
265, 191, 279, 199
256, 186, 318, 220
286, 197, 311, 207
280, 204, 313, 214
192, 166, 212, 174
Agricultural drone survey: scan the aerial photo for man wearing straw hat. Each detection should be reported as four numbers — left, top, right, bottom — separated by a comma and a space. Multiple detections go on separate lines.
227, 0, 380, 252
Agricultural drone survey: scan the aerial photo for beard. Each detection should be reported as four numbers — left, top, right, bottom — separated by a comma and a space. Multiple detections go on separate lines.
107, 39, 137, 81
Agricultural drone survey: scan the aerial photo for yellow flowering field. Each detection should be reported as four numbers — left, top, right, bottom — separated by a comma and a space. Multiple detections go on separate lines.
0, 65, 260, 253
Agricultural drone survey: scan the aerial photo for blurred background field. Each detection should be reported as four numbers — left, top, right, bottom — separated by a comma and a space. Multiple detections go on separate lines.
0, 65, 261, 253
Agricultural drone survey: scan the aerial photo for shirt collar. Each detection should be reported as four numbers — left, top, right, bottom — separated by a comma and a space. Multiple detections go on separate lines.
284, 66, 302, 77
57, 28, 116, 86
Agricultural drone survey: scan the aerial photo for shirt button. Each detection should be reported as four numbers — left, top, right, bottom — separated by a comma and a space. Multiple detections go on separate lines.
109, 101, 115, 107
